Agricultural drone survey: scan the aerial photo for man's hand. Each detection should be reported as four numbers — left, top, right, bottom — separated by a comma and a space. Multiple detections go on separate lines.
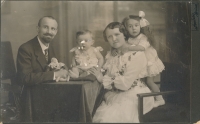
56, 77, 70, 82
54, 69, 68, 82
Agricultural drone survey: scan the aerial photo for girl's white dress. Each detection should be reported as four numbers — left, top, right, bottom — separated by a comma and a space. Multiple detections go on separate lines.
70, 46, 103, 70
92, 51, 154, 123
128, 33, 165, 77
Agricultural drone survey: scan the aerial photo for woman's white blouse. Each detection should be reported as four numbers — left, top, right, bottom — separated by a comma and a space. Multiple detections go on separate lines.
102, 51, 147, 90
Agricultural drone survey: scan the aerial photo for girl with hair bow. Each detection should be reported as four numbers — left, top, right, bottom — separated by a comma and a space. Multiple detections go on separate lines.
116, 11, 165, 107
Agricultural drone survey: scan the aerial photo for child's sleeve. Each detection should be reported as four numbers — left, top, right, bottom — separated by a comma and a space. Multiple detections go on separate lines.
71, 54, 77, 67
138, 35, 150, 50
69, 47, 78, 53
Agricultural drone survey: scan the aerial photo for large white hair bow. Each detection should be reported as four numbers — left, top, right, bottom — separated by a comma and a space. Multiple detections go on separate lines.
139, 11, 150, 27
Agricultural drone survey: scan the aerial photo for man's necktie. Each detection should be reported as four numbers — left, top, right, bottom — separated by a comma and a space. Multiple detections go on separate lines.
44, 49, 48, 61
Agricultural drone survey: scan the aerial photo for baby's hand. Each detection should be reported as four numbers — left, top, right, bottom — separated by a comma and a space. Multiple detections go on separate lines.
111, 48, 118, 57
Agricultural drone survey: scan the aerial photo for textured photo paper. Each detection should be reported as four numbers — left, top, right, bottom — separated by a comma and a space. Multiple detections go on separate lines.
1, 0, 199, 123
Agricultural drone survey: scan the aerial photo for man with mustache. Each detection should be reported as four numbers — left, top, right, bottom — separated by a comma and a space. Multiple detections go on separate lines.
16, 16, 68, 122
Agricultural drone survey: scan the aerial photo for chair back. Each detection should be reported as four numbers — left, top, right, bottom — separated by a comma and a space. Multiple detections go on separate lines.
140, 62, 190, 122
1, 41, 16, 83
1, 41, 22, 122
160, 62, 190, 103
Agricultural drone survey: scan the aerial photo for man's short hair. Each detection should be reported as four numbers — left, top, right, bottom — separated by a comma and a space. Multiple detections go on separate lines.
38, 16, 57, 27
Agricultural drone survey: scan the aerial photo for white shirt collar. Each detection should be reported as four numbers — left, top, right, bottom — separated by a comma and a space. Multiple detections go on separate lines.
37, 36, 49, 54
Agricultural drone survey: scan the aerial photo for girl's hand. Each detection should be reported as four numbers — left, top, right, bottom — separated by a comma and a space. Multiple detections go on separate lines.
121, 45, 130, 54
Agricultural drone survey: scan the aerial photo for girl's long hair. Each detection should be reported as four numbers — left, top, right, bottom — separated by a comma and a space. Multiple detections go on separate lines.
141, 26, 156, 48
122, 15, 156, 48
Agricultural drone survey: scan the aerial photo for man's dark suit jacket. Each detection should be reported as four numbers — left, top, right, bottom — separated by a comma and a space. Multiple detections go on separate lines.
17, 36, 58, 122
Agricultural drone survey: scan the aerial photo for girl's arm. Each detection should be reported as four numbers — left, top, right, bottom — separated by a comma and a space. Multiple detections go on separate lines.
128, 45, 145, 51
128, 35, 150, 52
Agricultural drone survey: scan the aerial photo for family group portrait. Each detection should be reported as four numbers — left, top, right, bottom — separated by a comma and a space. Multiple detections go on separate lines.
1, 0, 192, 123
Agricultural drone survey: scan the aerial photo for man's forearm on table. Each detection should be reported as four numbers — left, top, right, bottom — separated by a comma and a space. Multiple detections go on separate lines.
20, 71, 55, 85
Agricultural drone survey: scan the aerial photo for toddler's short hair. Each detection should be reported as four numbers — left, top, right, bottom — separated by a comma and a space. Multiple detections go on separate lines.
76, 29, 93, 39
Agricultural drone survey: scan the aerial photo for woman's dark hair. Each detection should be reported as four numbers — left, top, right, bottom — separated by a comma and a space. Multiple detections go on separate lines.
103, 22, 126, 42
121, 15, 156, 48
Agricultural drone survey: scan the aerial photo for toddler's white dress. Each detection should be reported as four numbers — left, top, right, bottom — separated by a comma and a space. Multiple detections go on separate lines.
128, 33, 165, 77
70, 46, 103, 70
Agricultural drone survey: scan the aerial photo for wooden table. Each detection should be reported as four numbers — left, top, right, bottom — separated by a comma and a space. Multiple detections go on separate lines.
28, 80, 101, 122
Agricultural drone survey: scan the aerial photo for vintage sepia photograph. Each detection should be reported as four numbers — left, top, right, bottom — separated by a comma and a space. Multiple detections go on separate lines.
1, 0, 198, 123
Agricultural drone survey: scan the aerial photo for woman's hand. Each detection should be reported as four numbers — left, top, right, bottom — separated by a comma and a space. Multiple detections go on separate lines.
102, 75, 113, 90
88, 67, 103, 82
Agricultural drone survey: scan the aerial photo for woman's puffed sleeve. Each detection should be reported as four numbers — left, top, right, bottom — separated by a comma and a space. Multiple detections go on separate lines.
138, 35, 150, 50
113, 52, 147, 90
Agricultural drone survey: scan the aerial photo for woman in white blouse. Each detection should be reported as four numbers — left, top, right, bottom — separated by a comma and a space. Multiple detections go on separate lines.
89, 22, 154, 123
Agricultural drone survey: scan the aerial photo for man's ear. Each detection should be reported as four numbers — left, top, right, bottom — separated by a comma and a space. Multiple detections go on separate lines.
36, 26, 39, 33
55, 28, 58, 35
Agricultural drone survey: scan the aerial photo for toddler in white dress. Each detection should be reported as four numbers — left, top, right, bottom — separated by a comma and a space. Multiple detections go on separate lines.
69, 29, 104, 78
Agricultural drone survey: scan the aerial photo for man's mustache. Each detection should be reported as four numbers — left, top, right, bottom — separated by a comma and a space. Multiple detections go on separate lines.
44, 33, 53, 37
